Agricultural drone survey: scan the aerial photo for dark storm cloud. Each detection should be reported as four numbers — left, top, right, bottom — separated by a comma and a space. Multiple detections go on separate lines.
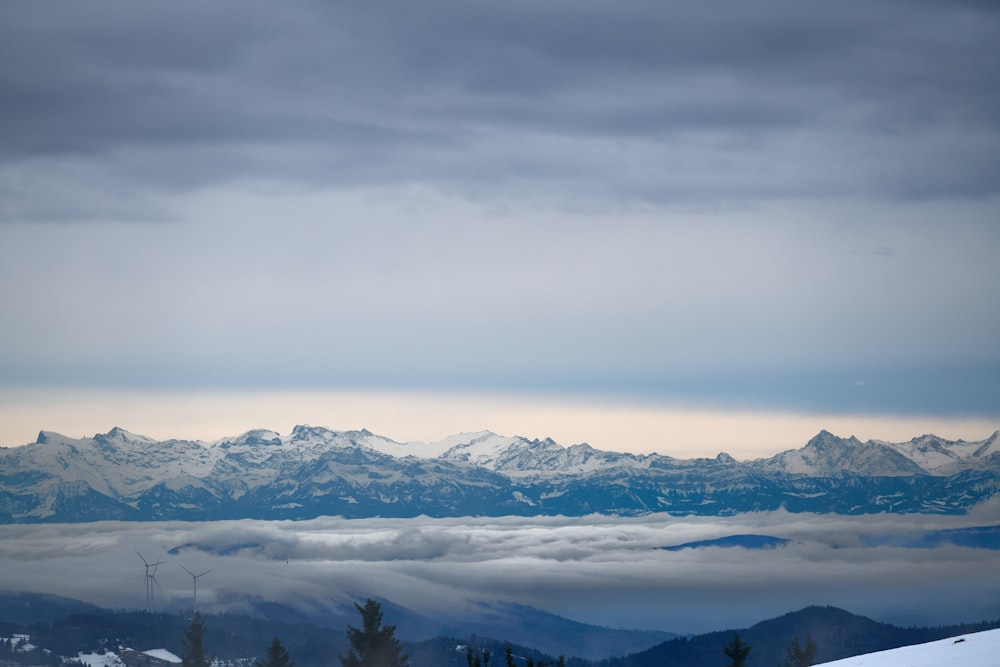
2, 0, 999, 221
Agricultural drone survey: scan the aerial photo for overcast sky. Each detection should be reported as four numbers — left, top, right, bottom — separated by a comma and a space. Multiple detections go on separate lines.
1, 1, 998, 454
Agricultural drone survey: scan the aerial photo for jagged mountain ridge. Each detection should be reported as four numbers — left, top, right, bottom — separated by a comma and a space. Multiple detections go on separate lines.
753, 429, 1000, 477
1, 426, 998, 522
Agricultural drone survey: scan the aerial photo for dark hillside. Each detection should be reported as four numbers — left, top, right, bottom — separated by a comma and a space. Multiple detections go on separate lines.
605, 606, 1000, 667
3, 594, 1000, 667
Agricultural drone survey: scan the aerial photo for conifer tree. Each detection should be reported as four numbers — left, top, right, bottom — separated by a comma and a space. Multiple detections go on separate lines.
722, 633, 750, 667
466, 646, 491, 667
257, 637, 294, 667
339, 598, 409, 667
500, 645, 560, 667
784, 634, 817, 667
181, 612, 213, 667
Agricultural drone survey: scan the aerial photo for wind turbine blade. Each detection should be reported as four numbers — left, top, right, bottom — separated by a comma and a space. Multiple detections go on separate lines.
181, 566, 195, 578
135, 549, 149, 565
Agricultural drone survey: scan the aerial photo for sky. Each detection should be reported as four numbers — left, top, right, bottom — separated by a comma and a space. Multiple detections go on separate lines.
1, 1, 998, 456
1, 507, 999, 636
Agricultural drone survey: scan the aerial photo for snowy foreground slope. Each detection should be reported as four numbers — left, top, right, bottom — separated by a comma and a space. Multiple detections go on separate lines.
816, 628, 1000, 667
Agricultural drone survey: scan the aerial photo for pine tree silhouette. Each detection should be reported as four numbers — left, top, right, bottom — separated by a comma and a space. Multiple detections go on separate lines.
339, 599, 408, 667
784, 634, 817, 667
181, 612, 213, 667
257, 637, 294, 667
723, 633, 751, 667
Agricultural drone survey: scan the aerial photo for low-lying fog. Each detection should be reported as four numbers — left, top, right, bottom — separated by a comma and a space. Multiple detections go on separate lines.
2, 504, 999, 635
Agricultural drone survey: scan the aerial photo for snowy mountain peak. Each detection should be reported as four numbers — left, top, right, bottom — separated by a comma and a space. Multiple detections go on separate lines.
438, 432, 530, 466
289, 424, 328, 439
973, 430, 1000, 458
35, 431, 59, 444
93, 427, 157, 448
432, 430, 496, 444
433, 432, 647, 477
751, 430, 1000, 477
807, 430, 862, 449
755, 431, 926, 477
218, 429, 283, 448
284, 425, 375, 446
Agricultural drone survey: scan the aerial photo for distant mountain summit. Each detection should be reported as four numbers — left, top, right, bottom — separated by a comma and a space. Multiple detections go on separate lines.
1, 427, 998, 522
755, 430, 930, 477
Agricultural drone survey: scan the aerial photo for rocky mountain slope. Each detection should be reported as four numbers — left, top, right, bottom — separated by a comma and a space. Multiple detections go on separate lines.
1, 426, 998, 522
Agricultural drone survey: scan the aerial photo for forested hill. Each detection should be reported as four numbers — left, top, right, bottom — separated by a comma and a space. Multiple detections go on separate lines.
604, 606, 1000, 667
3, 593, 1000, 667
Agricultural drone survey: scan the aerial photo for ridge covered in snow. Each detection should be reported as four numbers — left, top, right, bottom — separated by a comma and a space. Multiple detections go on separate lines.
1, 426, 998, 522
751, 429, 1000, 477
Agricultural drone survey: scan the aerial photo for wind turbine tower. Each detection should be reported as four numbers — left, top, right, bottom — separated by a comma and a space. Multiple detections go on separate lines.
181, 566, 213, 611
135, 550, 165, 612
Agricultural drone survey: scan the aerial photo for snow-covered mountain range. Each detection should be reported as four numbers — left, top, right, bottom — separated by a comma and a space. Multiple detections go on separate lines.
1, 426, 998, 522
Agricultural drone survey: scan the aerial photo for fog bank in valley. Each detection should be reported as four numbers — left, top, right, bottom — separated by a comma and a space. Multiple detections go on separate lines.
2, 505, 999, 634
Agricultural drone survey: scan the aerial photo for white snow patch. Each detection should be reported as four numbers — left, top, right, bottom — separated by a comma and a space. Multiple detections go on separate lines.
816, 628, 1000, 667
77, 651, 125, 667
363, 434, 466, 459
438, 432, 526, 466
144, 649, 182, 663
512, 491, 535, 505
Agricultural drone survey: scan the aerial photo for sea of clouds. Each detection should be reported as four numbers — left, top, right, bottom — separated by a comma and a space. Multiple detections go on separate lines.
2, 504, 999, 634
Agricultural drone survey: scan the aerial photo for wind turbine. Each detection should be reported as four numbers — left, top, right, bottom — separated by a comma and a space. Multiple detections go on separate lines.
135, 550, 165, 612
181, 566, 213, 611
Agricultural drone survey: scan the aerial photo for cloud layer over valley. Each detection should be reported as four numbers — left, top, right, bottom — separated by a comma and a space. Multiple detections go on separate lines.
2, 508, 999, 635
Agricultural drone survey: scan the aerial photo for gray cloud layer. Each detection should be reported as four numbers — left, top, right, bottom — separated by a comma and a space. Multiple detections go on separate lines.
1, 509, 999, 634
2, 2, 999, 213
0, 1, 998, 416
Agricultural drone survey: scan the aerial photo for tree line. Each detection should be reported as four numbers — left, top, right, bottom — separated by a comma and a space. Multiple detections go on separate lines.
723, 631, 817, 667
181, 600, 816, 667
